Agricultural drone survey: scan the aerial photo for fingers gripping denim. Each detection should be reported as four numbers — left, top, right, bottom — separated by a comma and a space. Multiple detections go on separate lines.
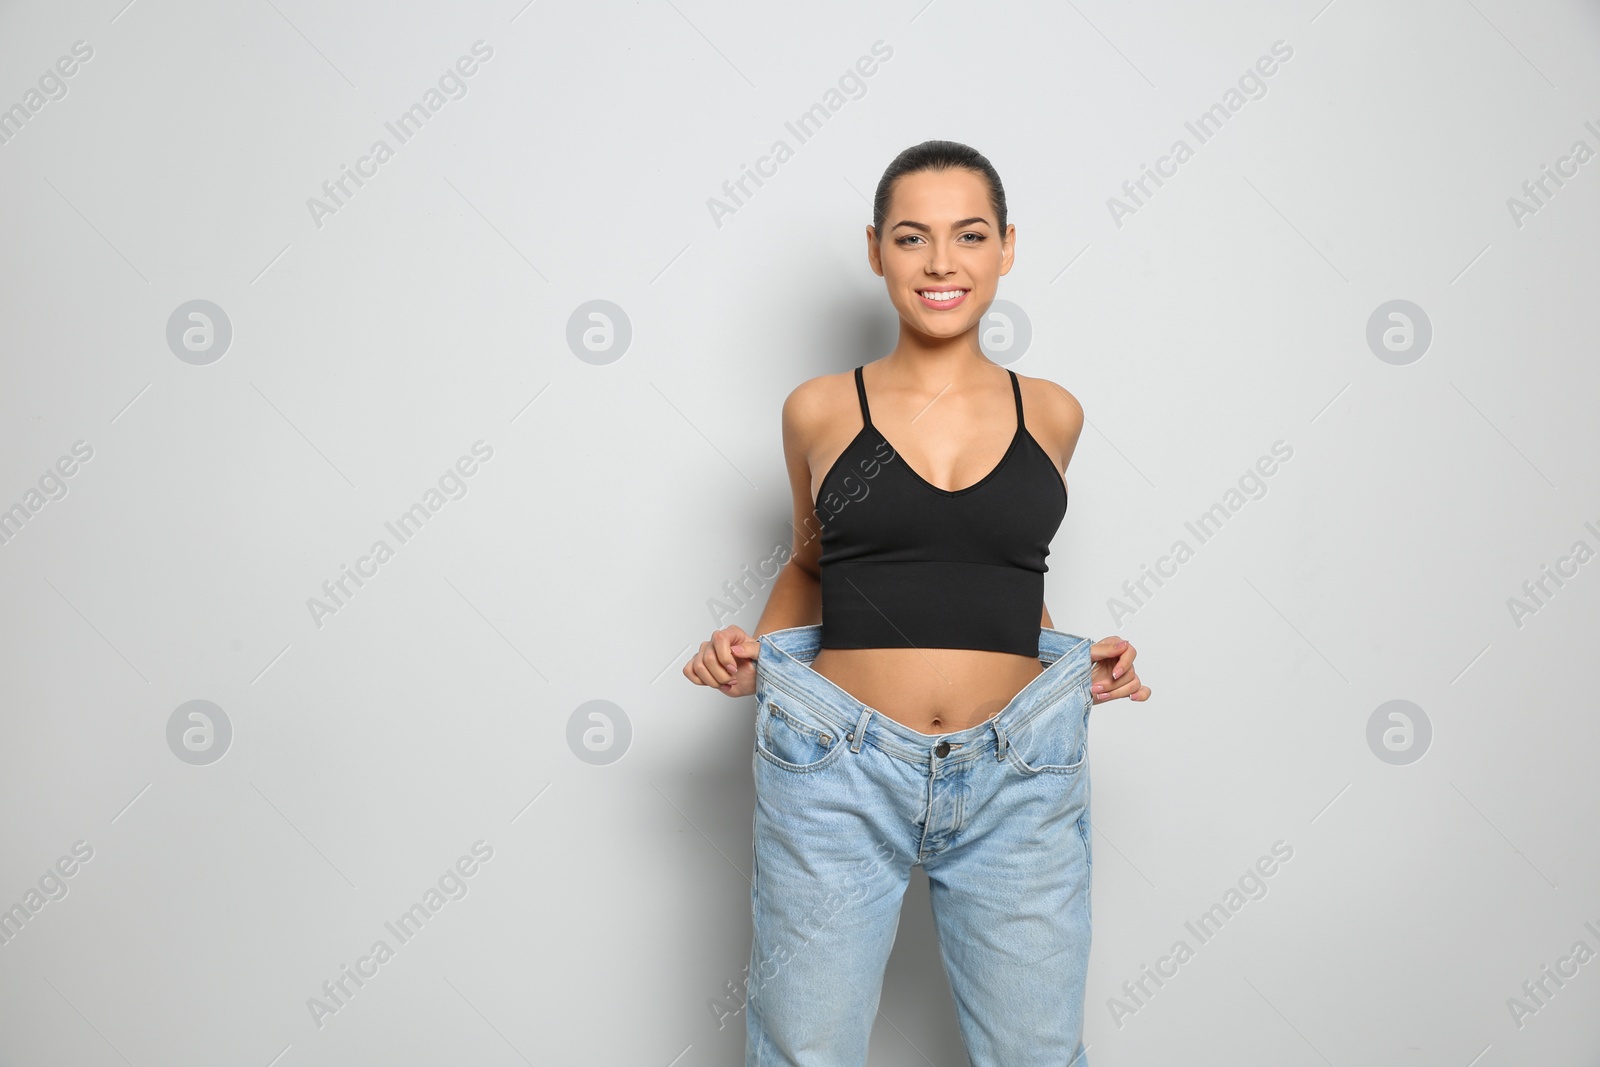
746, 624, 1096, 1067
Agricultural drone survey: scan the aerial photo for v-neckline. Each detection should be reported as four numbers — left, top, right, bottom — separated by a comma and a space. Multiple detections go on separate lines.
812, 365, 1033, 509
863, 363, 1026, 497
876, 421, 1025, 497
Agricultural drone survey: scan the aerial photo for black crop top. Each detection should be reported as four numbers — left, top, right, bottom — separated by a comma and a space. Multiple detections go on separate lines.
813, 364, 1069, 657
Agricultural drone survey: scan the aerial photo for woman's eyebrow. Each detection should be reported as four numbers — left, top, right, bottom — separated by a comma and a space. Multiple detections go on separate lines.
890, 217, 991, 232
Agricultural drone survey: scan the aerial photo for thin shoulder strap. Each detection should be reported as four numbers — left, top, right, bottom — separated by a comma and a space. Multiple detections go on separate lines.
1008, 369, 1025, 431
854, 365, 874, 428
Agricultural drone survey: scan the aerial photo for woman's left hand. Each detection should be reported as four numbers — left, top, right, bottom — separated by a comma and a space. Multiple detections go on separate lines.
1088, 636, 1150, 703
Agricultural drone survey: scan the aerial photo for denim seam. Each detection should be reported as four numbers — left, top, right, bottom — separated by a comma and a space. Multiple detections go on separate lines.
1004, 746, 1086, 777
1002, 679, 1091, 775
754, 734, 848, 774
754, 699, 848, 774
915, 774, 935, 861
767, 700, 835, 746
763, 671, 858, 738
849, 708, 872, 754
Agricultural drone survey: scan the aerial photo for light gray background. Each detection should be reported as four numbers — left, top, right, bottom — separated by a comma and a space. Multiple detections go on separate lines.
2, 0, 1597, 1064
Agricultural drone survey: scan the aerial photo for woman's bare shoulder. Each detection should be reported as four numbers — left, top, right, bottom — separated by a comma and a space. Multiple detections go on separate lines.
780, 367, 859, 442
1013, 369, 1083, 419
1013, 369, 1085, 467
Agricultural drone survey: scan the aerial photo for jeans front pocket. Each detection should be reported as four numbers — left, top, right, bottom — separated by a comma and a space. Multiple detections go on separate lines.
755, 695, 846, 773
1005, 682, 1090, 776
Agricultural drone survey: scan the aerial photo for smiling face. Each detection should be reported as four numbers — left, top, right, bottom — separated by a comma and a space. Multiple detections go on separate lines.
866, 166, 1015, 341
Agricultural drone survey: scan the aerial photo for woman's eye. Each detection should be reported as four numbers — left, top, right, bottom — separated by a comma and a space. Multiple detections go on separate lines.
895, 233, 985, 247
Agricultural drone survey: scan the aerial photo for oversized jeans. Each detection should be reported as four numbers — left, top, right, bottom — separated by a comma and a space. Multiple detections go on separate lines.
746, 624, 1095, 1067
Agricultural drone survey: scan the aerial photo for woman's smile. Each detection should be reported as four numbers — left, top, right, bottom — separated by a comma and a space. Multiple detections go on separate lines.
915, 286, 969, 309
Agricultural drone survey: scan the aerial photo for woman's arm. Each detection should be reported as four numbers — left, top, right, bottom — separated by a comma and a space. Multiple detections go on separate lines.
750, 377, 833, 638
684, 377, 839, 694
1033, 374, 1082, 638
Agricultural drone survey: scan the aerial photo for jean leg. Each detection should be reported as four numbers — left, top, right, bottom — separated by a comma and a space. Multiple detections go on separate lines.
745, 726, 916, 1064
923, 750, 1093, 1064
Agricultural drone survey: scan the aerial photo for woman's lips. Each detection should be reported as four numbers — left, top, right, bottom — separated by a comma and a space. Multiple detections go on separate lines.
915, 288, 968, 309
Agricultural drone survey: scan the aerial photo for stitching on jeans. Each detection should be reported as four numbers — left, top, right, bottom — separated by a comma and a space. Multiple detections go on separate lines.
1009, 679, 1089, 735
768, 701, 830, 744
755, 700, 846, 773
1006, 745, 1086, 777
1005, 702, 1088, 775
850, 708, 871, 753
755, 731, 846, 774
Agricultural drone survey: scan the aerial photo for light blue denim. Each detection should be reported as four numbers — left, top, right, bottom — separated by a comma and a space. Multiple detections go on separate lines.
746, 623, 1095, 1067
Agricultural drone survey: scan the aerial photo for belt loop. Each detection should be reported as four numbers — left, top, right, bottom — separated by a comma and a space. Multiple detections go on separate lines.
993, 720, 1008, 760
848, 707, 872, 753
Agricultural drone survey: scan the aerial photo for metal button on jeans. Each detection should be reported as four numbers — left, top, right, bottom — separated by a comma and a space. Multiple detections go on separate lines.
934, 740, 951, 758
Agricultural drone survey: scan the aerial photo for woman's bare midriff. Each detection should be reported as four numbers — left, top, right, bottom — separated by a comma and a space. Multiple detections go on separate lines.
809, 646, 1047, 734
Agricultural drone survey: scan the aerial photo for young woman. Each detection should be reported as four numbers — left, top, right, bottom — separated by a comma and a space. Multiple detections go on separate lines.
684, 140, 1150, 1067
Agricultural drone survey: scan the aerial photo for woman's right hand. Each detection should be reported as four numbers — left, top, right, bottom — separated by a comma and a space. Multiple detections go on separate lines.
683, 625, 761, 697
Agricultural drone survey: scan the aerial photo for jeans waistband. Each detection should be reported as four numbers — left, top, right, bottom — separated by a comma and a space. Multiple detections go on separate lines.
754, 624, 1094, 768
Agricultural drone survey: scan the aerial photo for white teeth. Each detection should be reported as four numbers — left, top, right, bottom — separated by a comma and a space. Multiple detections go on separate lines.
920, 290, 965, 300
